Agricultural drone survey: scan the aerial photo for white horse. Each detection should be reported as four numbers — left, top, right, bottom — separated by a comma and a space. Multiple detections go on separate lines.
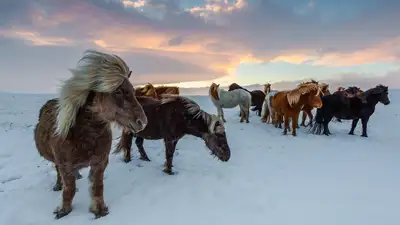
209, 83, 252, 123
261, 90, 278, 123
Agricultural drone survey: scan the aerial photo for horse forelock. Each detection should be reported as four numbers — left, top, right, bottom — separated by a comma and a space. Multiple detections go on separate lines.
54, 49, 130, 138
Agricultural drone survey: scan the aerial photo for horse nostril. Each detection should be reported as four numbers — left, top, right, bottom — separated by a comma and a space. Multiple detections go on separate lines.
136, 119, 145, 128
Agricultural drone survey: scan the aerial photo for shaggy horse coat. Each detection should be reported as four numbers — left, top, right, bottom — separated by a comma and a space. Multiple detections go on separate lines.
34, 50, 147, 219
271, 83, 323, 136
310, 85, 390, 137
228, 83, 265, 116
209, 83, 252, 123
114, 95, 231, 175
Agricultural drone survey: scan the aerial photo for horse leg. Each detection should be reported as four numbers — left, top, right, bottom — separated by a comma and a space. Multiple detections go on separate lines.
88, 159, 109, 218
360, 117, 369, 137
306, 110, 314, 127
53, 166, 77, 219
163, 139, 178, 175
218, 107, 226, 122
292, 115, 298, 136
245, 105, 250, 123
300, 111, 307, 127
321, 116, 333, 136
282, 115, 289, 135
135, 137, 151, 161
348, 119, 359, 135
53, 165, 63, 191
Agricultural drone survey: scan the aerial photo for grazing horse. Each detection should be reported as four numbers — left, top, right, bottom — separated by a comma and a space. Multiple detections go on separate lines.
209, 83, 252, 123
34, 50, 148, 219
114, 95, 231, 175
271, 83, 323, 136
310, 85, 390, 137
299, 81, 331, 127
228, 83, 265, 116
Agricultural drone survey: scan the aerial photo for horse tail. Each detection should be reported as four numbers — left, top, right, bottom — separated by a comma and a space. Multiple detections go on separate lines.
309, 103, 324, 135
261, 98, 268, 117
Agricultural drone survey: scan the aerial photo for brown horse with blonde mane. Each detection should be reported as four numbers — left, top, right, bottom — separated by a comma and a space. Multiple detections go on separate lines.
271, 82, 323, 136
299, 80, 331, 127
34, 50, 148, 219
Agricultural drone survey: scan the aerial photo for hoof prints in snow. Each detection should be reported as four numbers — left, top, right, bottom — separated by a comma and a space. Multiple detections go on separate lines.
1, 175, 22, 184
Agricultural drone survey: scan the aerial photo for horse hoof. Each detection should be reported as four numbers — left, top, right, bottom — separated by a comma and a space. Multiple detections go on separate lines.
89, 205, 109, 219
292, 133, 297, 136
361, 134, 368, 138
75, 172, 83, 180
348, 132, 354, 135
52, 184, 62, 192
53, 206, 72, 219
140, 157, 151, 161
163, 168, 174, 175
246, 120, 249, 123
123, 158, 131, 163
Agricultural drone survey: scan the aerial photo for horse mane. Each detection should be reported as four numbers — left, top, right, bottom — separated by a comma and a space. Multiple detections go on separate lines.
155, 85, 180, 95
161, 94, 223, 133
287, 83, 320, 107
360, 84, 387, 99
55, 49, 130, 138
319, 83, 330, 94
209, 83, 220, 100
229, 83, 250, 92
300, 79, 319, 85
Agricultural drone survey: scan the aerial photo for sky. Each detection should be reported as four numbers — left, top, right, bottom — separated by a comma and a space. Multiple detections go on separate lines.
0, 0, 399, 93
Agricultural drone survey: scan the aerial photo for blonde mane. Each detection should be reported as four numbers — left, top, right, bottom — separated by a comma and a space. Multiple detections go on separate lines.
55, 49, 131, 138
142, 83, 156, 96
286, 83, 321, 107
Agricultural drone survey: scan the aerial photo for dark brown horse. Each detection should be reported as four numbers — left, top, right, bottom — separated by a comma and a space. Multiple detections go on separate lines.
114, 95, 231, 175
34, 50, 148, 219
228, 83, 266, 116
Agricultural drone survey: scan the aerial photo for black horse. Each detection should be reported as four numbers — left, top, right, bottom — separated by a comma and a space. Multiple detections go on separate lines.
114, 95, 231, 175
310, 85, 390, 137
332, 86, 364, 123
228, 83, 265, 116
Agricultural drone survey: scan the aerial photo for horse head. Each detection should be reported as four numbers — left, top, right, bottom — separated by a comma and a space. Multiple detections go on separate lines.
264, 83, 271, 94
365, 85, 390, 105
203, 114, 230, 162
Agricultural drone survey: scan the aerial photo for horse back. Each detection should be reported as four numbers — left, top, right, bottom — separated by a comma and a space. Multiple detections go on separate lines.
135, 97, 186, 139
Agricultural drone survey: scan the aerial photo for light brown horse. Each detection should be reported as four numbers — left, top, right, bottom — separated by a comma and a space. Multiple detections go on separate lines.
34, 50, 148, 219
271, 83, 323, 136
299, 81, 331, 127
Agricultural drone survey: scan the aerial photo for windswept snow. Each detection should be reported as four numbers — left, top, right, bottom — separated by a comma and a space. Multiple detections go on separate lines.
0, 92, 399, 225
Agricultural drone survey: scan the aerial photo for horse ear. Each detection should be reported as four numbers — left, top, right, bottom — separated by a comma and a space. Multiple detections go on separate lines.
128, 71, 132, 78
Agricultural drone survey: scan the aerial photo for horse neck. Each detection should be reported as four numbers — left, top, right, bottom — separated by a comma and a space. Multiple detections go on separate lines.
291, 93, 312, 108
184, 111, 209, 138
365, 93, 380, 107
74, 94, 109, 132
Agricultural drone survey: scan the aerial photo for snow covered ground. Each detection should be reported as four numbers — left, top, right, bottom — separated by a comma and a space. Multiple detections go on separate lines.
0, 91, 399, 225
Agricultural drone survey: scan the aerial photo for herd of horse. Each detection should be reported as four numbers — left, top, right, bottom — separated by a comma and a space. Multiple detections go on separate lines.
32, 50, 390, 219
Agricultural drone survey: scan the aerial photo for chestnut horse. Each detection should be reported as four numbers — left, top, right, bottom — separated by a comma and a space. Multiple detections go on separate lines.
34, 50, 148, 219
209, 83, 252, 123
299, 81, 331, 127
271, 83, 323, 136
114, 95, 231, 175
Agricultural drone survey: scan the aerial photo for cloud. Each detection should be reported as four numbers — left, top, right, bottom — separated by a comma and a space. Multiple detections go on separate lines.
1, 0, 400, 93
